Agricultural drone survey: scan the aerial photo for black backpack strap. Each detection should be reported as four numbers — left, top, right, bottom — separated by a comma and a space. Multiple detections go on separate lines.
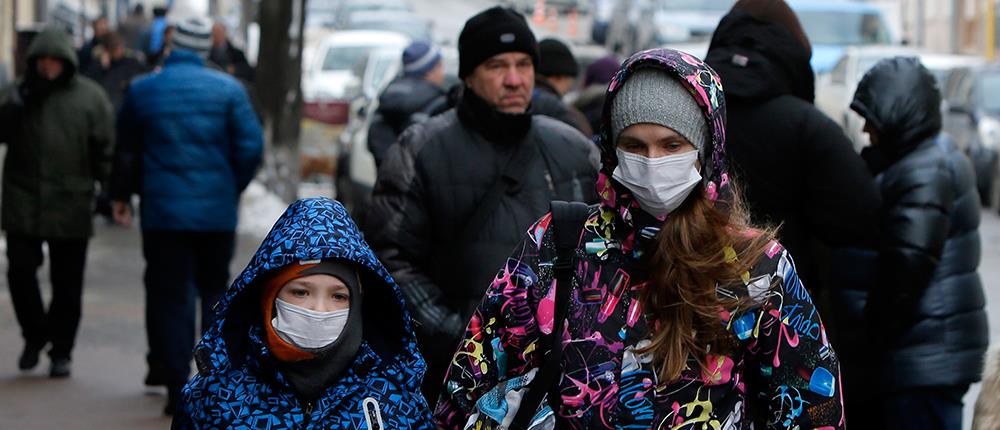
510, 201, 590, 429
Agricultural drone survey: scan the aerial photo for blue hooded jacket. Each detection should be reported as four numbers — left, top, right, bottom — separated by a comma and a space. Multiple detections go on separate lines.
174, 198, 434, 429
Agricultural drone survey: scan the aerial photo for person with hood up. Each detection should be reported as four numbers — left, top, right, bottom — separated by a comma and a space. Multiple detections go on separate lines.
849, 56, 988, 430
434, 48, 844, 429
365, 6, 599, 405
367, 40, 449, 168
173, 197, 434, 429
704, 0, 881, 337
0, 27, 114, 378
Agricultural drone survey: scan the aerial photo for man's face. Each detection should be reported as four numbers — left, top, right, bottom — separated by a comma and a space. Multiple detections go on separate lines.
94, 19, 109, 38
212, 23, 226, 47
35, 56, 65, 81
425, 62, 445, 87
464, 52, 534, 114
546, 75, 576, 97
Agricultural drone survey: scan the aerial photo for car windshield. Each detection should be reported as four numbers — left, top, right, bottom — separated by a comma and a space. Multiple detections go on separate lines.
980, 74, 1000, 112
347, 20, 429, 41
322, 45, 377, 72
797, 10, 891, 45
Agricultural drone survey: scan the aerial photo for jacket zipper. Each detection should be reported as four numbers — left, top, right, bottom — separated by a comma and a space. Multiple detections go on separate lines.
301, 401, 314, 429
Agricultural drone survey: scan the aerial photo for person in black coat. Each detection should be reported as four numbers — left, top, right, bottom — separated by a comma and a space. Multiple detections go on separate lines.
705, 0, 881, 337
367, 41, 449, 168
532, 38, 592, 136
849, 56, 988, 430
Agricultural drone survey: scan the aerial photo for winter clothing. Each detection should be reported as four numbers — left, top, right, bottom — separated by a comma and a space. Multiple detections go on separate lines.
732, 0, 811, 55
848, 57, 988, 392
575, 55, 619, 134
705, 8, 881, 317
435, 49, 844, 429
83, 51, 146, 111
172, 16, 213, 57
533, 78, 593, 136
610, 67, 709, 148
111, 50, 263, 232
0, 27, 115, 239
584, 55, 620, 88
367, 76, 449, 167
209, 40, 255, 83
458, 7, 538, 78
882, 385, 968, 430
7, 235, 88, 360
174, 198, 433, 429
402, 41, 442, 77
537, 38, 578, 77
365, 73, 599, 402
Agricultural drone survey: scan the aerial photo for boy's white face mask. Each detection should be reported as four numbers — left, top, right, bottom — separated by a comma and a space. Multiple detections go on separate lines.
271, 298, 349, 350
612, 148, 702, 218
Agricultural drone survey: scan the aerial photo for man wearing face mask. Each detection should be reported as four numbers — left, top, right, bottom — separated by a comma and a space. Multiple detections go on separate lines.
365, 6, 599, 404
174, 197, 434, 428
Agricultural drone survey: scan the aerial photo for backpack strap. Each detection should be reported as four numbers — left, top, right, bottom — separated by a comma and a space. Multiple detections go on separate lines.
510, 201, 590, 429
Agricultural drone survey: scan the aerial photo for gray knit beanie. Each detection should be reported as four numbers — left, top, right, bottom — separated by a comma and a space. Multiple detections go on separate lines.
611, 67, 708, 150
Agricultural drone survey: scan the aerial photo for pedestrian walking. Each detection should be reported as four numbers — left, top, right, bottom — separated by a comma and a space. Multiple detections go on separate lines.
78, 17, 110, 73
208, 21, 254, 83
119, 4, 149, 51
83, 32, 146, 111
0, 27, 114, 378
705, 0, 881, 343
434, 48, 845, 429
172, 198, 434, 429
367, 40, 449, 168
573, 54, 619, 135
848, 56, 988, 430
364, 6, 599, 405
142, 7, 171, 68
533, 38, 592, 136
109, 16, 263, 415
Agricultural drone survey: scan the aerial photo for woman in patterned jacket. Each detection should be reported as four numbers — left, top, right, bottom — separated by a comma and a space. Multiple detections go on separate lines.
433, 49, 845, 429
172, 198, 434, 429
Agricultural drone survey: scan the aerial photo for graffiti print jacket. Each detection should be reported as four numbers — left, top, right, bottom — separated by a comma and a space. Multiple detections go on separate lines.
434, 49, 845, 429
173, 198, 434, 429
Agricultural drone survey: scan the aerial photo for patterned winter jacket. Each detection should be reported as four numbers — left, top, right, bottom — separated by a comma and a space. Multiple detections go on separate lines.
173, 198, 434, 429
434, 49, 845, 429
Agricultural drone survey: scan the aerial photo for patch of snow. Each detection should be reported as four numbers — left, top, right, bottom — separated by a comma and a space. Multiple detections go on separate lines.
238, 181, 290, 238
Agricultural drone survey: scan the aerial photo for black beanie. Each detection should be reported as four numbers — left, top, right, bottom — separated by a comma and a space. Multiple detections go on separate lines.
537, 38, 578, 77
458, 6, 539, 79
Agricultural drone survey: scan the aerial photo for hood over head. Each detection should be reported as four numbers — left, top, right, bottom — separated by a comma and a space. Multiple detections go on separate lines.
706, 2, 814, 102
193, 198, 423, 384
26, 27, 78, 80
596, 48, 730, 222
851, 56, 942, 158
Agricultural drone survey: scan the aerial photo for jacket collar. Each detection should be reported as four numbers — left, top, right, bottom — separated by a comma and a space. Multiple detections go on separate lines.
165, 50, 206, 67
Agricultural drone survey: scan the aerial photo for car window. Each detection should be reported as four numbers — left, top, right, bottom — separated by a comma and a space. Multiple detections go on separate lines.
323, 45, 376, 72
797, 10, 892, 45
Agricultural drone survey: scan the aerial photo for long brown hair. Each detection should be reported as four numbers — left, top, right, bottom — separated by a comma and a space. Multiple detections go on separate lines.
637, 184, 777, 383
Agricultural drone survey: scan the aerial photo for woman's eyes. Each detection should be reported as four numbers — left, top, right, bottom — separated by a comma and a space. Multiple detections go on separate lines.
290, 289, 309, 297
333, 294, 350, 302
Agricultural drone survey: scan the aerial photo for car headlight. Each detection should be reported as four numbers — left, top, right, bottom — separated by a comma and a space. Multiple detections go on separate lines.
978, 117, 1000, 150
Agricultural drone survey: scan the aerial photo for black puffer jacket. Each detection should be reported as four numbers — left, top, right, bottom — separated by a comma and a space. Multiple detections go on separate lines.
851, 57, 988, 389
364, 87, 599, 391
705, 10, 881, 306
367, 76, 449, 167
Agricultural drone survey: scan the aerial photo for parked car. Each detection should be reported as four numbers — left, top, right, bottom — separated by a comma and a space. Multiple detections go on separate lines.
302, 30, 410, 126
941, 64, 1000, 208
344, 10, 433, 42
605, 0, 731, 56
789, 0, 896, 73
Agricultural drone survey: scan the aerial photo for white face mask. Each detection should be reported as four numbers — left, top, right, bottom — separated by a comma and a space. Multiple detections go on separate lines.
612, 148, 702, 218
271, 298, 350, 350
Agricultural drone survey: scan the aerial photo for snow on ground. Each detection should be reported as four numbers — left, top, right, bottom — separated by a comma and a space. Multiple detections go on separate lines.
237, 181, 289, 238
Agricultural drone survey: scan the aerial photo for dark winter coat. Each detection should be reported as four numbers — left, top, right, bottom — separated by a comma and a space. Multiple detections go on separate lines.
83, 52, 147, 111
435, 48, 845, 429
706, 10, 882, 302
110, 50, 263, 232
173, 198, 434, 429
532, 78, 593, 137
849, 57, 988, 389
209, 41, 255, 83
365, 88, 599, 375
0, 28, 115, 239
367, 76, 448, 167
573, 84, 607, 137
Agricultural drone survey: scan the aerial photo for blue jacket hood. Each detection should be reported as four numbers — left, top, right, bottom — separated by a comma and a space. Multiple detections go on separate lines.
196, 197, 421, 375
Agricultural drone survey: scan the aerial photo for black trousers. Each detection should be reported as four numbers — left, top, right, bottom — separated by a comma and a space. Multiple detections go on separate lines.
142, 230, 234, 392
6, 235, 89, 360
